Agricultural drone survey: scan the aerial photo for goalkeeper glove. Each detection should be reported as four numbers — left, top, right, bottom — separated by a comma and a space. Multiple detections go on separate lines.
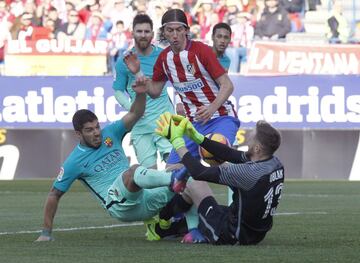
172, 115, 204, 145
156, 112, 186, 150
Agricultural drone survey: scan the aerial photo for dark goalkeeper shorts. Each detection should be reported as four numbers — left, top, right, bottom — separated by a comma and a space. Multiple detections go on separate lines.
198, 196, 266, 245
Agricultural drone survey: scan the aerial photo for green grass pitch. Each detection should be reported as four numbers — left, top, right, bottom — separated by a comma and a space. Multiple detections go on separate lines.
0, 180, 359, 263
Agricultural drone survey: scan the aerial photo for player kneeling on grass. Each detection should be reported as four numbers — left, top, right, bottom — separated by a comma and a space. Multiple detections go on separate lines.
150, 113, 284, 245
35, 81, 189, 242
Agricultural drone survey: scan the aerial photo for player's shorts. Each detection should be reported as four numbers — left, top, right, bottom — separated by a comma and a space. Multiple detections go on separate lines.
132, 133, 172, 168
198, 196, 266, 245
105, 172, 174, 222
167, 116, 240, 164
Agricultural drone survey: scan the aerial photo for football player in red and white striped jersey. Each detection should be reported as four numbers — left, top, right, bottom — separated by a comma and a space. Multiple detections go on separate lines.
124, 8, 240, 166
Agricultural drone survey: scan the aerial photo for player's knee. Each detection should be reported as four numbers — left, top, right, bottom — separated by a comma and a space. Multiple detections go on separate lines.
123, 164, 141, 192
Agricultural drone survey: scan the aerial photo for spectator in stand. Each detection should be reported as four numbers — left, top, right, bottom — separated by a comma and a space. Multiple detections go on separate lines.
223, 0, 242, 26
43, 18, 57, 39
280, 0, 304, 32
13, 12, 34, 40
108, 20, 129, 73
172, 0, 193, 26
0, 0, 9, 26
9, 0, 24, 18
64, 1, 76, 19
0, 0, 10, 65
189, 22, 201, 40
204, 12, 220, 43
103, 0, 133, 31
325, 0, 350, 44
148, 1, 166, 39
46, 6, 62, 31
76, 0, 101, 25
226, 12, 254, 73
57, 9, 86, 41
191, 0, 214, 40
214, 0, 228, 22
85, 11, 109, 41
23, 0, 39, 26
254, 0, 291, 40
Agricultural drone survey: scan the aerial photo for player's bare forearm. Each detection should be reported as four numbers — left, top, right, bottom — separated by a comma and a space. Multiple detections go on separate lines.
42, 188, 63, 230
146, 80, 166, 99
35, 188, 63, 241
213, 74, 234, 110
131, 93, 146, 117
123, 92, 146, 131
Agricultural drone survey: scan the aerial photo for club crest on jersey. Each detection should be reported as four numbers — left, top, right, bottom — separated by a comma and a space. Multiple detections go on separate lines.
186, 64, 195, 75
104, 137, 113, 147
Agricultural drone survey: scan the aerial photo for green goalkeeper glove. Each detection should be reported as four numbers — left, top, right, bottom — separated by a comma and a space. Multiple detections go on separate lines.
172, 115, 204, 145
156, 112, 186, 150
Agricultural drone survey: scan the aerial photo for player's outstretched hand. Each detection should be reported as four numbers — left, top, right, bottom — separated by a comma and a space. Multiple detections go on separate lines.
155, 112, 186, 150
35, 230, 54, 242
132, 75, 148, 94
172, 115, 204, 145
123, 51, 141, 74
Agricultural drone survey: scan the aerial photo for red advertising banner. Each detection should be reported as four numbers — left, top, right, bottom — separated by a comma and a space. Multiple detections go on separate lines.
4, 40, 108, 76
245, 42, 360, 76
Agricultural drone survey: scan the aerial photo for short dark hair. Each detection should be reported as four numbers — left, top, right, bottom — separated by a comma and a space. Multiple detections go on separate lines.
72, 109, 98, 132
133, 14, 153, 30
116, 20, 124, 26
212, 22, 232, 36
255, 120, 281, 156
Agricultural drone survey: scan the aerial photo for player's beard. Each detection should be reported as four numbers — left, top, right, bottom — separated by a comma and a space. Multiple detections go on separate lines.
84, 135, 102, 149
136, 38, 151, 51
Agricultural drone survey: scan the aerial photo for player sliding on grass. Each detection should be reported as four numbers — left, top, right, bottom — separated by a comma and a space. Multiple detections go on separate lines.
35, 83, 189, 242
148, 113, 284, 245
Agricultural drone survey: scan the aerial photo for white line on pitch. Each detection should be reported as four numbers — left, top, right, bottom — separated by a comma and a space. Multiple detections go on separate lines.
275, 211, 327, 216
0, 211, 328, 236
0, 222, 143, 236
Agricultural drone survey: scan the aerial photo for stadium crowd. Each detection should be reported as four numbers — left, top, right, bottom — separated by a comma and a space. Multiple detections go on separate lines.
0, 0, 359, 74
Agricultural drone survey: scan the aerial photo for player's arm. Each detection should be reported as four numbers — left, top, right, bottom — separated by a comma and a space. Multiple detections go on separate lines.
177, 147, 221, 183
213, 73, 234, 108
123, 51, 166, 99
113, 57, 132, 111
114, 90, 131, 111
122, 77, 147, 131
196, 45, 234, 123
35, 187, 64, 241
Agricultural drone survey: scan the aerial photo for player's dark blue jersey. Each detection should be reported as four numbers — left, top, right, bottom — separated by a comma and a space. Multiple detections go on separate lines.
219, 155, 284, 239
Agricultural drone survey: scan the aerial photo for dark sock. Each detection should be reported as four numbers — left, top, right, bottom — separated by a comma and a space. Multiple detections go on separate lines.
159, 194, 192, 220
155, 218, 188, 238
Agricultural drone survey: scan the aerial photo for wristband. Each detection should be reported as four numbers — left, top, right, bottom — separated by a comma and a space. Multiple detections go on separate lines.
172, 137, 185, 151
41, 229, 52, 237
135, 70, 144, 78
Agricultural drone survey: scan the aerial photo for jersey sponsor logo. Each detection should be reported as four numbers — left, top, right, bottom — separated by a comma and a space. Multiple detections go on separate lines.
104, 137, 113, 147
93, 150, 122, 173
172, 79, 204, 93
57, 167, 64, 181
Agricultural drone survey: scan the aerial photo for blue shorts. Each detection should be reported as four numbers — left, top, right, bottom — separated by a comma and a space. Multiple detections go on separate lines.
167, 116, 240, 164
